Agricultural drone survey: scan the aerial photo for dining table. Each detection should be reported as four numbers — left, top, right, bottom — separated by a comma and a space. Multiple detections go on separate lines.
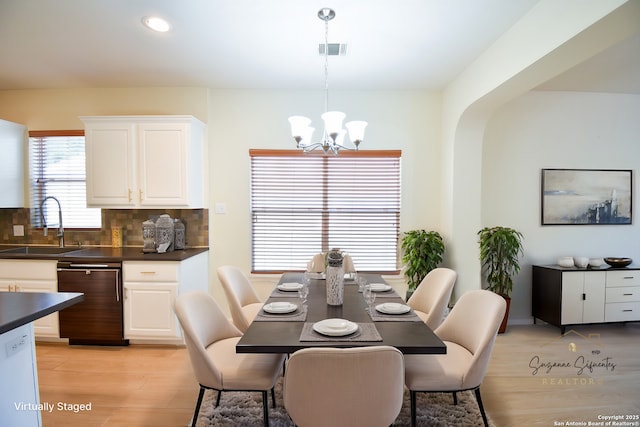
235, 272, 446, 355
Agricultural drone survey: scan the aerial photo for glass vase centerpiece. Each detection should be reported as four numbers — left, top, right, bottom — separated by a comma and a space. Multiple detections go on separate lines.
326, 248, 344, 306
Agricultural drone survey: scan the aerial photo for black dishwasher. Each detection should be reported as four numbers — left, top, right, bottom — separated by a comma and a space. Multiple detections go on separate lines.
57, 261, 129, 346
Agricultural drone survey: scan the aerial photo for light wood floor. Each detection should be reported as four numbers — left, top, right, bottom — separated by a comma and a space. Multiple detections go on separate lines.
35, 322, 640, 427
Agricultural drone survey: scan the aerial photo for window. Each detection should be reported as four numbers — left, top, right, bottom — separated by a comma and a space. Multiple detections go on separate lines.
29, 131, 101, 229
250, 149, 401, 273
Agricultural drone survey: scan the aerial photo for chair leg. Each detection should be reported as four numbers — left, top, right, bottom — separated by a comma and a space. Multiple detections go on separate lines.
271, 387, 276, 408
410, 390, 417, 427
474, 387, 489, 427
452, 391, 458, 405
262, 390, 270, 427
215, 390, 222, 407
191, 387, 206, 427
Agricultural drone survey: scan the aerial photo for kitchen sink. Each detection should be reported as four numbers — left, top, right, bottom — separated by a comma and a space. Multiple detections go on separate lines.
0, 246, 81, 255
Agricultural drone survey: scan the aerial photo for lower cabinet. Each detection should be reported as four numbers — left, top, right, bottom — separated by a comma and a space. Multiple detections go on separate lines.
604, 270, 640, 322
0, 260, 59, 338
123, 281, 179, 340
123, 252, 208, 342
0, 323, 41, 427
533, 265, 640, 331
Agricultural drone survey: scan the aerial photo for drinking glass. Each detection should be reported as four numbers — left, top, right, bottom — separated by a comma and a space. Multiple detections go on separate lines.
302, 271, 312, 287
363, 286, 376, 314
357, 275, 367, 292
298, 284, 309, 308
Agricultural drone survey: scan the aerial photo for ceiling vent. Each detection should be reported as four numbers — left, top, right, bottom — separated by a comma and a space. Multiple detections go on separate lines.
319, 43, 348, 56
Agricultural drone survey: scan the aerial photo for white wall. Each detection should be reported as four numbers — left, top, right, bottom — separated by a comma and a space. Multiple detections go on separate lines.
206, 89, 442, 311
483, 91, 640, 322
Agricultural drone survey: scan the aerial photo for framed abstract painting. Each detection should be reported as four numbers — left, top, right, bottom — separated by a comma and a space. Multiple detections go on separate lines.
541, 169, 632, 225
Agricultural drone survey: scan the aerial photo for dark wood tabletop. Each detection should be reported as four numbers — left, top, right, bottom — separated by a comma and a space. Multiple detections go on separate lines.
236, 273, 446, 355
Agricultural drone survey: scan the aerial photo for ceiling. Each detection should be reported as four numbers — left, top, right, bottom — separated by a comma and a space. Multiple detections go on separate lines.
0, 0, 637, 93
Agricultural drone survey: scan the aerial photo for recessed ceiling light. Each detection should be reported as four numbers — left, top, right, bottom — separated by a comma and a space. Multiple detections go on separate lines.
142, 16, 172, 33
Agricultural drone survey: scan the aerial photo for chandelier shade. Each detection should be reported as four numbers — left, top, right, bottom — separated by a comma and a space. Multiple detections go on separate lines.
288, 8, 367, 155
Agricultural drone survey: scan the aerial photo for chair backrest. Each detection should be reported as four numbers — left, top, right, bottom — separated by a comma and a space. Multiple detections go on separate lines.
307, 253, 356, 273
174, 290, 241, 390
435, 289, 506, 389
284, 346, 404, 427
217, 265, 261, 332
407, 267, 457, 329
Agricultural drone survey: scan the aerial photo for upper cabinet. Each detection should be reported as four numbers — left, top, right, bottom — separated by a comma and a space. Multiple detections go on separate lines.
81, 115, 207, 208
0, 119, 26, 207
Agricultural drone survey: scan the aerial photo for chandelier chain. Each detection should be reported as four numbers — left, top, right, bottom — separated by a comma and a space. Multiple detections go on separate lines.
324, 15, 329, 115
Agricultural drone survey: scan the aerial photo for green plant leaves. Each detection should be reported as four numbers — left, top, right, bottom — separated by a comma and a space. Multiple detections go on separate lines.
478, 226, 523, 297
401, 230, 445, 291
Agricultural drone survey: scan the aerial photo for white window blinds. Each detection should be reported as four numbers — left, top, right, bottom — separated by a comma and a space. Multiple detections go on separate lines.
250, 149, 401, 273
29, 131, 101, 229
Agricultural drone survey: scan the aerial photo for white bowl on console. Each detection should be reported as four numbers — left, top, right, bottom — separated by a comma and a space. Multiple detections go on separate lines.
573, 257, 589, 268
557, 256, 574, 268
588, 258, 603, 268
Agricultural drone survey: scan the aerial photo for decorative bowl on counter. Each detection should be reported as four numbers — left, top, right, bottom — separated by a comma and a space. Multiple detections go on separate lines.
573, 257, 589, 268
588, 258, 604, 268
557, 256, 574, 268
604, 257, 632, 268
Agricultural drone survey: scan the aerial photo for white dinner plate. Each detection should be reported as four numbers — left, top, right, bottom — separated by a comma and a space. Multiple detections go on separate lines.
277, 283, 303, 292
313, 318, 359, 336
262, 302, 298, 314
375, 303, 411, 315
368, 283, 392, 292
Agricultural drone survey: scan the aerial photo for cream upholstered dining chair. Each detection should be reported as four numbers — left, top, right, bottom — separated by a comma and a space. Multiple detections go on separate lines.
404, 289, 506, 427
406, 267, 457, 330
174, 291, 285, 427
283, 346, 405, 427
217, 265, 263, 332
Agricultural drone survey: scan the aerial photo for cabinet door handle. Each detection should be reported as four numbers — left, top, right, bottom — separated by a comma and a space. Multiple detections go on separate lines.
115, 271, 120, 302
128, 188, 132, 202
139, 189, 143, 202
623, 293, 633, 296
623, 309, 633, 312
582, 293, 586, 301
140, 271, 157, 275
623, 276, 634, 279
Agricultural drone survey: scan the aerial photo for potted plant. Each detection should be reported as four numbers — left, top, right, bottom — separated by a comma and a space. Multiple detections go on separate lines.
478, 226, 524, 333
401, 230, 445, 298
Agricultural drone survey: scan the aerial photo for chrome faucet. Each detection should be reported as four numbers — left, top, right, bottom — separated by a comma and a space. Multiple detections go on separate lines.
41, 196, 64, 248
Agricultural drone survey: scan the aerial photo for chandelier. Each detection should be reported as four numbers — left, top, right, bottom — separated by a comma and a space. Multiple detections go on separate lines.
288, 8, 368, 155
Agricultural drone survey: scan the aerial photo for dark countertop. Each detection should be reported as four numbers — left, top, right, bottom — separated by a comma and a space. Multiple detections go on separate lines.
0, 246, 208, 262
0, 292, 84, 335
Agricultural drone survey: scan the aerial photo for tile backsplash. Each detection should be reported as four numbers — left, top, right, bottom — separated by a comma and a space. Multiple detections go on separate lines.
0, 208, 208, 248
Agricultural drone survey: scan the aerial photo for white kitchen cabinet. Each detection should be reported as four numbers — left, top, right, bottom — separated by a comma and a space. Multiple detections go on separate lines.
0, 260, 59, 338
533, 265, 640, 332
0, 323, 41, 427
82, 115, 206, 208
122, 251, 208, 342
0, 119, 26, 207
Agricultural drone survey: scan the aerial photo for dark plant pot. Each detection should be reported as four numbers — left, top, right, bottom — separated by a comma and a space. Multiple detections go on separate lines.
498, 294, 510, 334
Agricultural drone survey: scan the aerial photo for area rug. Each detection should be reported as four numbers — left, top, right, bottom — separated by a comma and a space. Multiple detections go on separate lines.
195, 377, 494, 427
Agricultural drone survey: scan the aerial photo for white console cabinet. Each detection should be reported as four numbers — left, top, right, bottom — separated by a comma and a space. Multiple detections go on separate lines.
533, 265, 640, 332
122, 252, 208, 342
81, 115, 207, 208
604, 270, 640, 322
